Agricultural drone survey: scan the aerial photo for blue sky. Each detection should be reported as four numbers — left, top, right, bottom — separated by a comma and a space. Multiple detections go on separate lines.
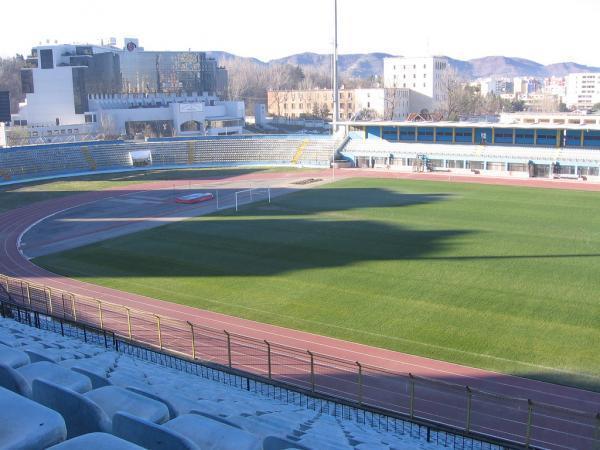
1, 0, 599, 66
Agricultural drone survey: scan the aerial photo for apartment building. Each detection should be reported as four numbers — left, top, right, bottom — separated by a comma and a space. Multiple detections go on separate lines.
267, 88, 410, 121
383, 56, 448, 112
565, 73, 600, 110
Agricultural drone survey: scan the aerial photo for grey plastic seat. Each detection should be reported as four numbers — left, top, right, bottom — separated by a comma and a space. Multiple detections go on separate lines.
24, 347, 63, 363
0, 343, 30, 368
86, 385, 170, 424
113, 412, 200, 450
0, 361, 92, 397
47, 432, 146, 449
32, 380, 170, 438
0, 386, 67, 449
19, 361, 93, 392
71, 366, 113, 389
165, 413, 262, 450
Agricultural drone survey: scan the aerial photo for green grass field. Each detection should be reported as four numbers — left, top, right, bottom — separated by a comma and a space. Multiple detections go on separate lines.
0, 167, 292, 214
34, 178, 600, 391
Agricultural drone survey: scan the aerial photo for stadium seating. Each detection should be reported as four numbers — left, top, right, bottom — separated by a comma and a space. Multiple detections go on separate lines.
0, 315, 447, 449
0, 386, 67, 449
343, 138, 600, 168
0, 136, 340, 184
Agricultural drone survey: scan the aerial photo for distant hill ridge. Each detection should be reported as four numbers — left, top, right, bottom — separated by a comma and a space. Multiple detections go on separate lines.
206, 51, 600, 80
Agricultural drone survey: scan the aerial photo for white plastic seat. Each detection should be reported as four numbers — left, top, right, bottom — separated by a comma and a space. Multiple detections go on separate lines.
47, 432, 145, 450
0, 386, 67, 449
165, 413, 262, 450
0, 343, 30, 368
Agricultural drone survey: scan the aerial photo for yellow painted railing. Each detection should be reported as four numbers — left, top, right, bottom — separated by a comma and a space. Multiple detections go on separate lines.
0, 272, 597, 448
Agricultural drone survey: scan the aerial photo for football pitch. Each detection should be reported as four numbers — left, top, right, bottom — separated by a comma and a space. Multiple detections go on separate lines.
34, 177, 600, 391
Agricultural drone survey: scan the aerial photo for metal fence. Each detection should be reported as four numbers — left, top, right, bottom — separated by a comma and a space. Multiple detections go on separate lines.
0, 299, 505, 450
1, 273, 598, 450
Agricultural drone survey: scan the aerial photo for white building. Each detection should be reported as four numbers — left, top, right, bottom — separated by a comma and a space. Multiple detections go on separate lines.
565, 73, 600, 110
8, 40, 242, 144
478, 77, 514, 97
383, 56, 448, 112
353, 88, 410, 120
543, 77, 566, 102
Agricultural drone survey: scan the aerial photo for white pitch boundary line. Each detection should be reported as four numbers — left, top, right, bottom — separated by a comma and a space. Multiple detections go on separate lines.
17, 189, 151, 260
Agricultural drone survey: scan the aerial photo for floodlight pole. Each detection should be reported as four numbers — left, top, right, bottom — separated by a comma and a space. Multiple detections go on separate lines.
332, 0, 339, 181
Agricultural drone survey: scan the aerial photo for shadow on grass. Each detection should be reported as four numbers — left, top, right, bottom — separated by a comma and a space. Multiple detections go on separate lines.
0, 168, 284, 215
26, 187, 465, 277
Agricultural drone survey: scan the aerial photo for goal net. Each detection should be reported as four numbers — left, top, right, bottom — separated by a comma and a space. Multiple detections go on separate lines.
233, 187, 271, 211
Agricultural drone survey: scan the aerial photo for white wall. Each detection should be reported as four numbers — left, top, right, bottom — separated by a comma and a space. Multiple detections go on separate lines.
383, 56, 447, 113
19, 67, 84, 126
354, 89, 385, 117
565, 73, 600, 109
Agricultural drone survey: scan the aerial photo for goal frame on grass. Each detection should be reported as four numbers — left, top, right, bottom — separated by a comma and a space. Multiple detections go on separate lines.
234, 187, 271, 211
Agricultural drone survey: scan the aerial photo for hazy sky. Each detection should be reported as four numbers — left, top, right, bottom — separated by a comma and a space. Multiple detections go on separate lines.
1, 0, 599, 66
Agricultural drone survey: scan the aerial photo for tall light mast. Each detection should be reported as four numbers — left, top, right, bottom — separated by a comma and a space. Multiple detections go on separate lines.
332, 0, 339, 132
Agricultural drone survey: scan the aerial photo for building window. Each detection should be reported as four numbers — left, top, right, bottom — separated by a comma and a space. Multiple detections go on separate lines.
21, 70, 34, 94
72, 67, 89, 114
40, 49, 53, 69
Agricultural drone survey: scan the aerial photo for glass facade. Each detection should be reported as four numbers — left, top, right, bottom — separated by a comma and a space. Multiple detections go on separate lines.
0, 91, 10, 123
21, 70, 34, 94
206, 119, 244, 129
119, 51, 218, 95
125, 120, 173, 138
84, 53, 122, 95
72, 67, 89, 114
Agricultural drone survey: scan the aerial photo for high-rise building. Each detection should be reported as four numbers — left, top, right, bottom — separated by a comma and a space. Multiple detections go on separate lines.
383, 56, 448, 112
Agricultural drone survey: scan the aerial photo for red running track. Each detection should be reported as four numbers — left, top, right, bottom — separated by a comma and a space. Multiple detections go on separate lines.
1, 169, 599, 449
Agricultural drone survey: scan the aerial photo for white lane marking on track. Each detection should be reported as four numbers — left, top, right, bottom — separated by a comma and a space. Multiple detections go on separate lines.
38, 261, 600, 389
6, 173, 600, 416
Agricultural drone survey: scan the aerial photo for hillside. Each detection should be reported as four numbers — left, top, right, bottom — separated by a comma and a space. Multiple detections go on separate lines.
208, 51, 600, 80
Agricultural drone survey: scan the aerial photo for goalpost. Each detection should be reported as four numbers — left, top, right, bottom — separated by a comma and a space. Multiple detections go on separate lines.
234, 187, 271, 212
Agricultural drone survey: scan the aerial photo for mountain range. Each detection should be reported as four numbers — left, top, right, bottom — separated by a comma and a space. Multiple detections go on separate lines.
207, 51, 600, 80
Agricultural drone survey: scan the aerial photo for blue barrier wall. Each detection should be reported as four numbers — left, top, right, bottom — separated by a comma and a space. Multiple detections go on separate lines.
356, 124, 600, 149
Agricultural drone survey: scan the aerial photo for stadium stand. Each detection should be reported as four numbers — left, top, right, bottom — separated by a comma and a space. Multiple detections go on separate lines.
342, 137, 600, 176
0, 136, 341, 185
0, 315, 457, 450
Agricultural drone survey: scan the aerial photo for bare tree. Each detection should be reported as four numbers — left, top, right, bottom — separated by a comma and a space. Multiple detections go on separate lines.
384, 88, 407, 120
437, 67, 464, 121
0, 56, 26, 113
6, 126, 29, 146
99, 112, 120, 139
355, 108, 380, 121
